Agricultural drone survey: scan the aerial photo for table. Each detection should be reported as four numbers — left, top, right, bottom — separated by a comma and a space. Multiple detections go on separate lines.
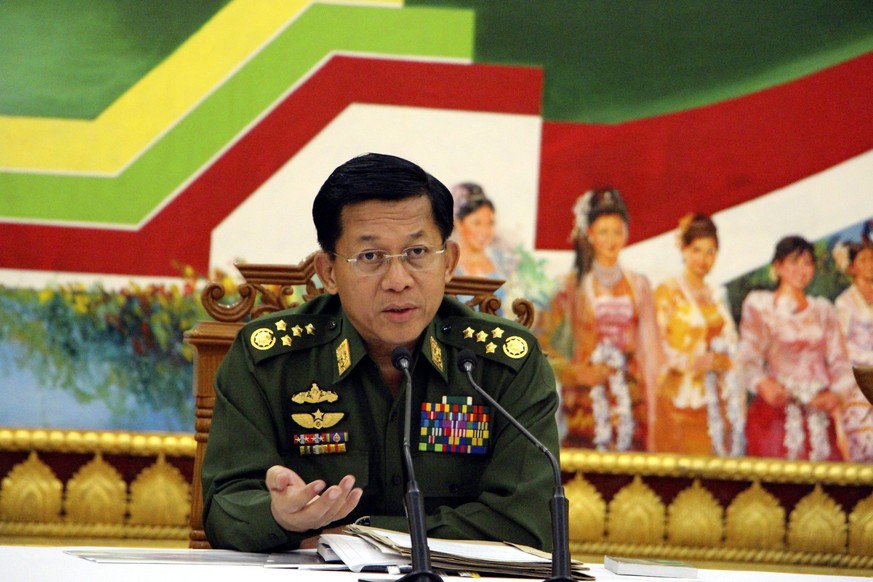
0, 545, 867, 582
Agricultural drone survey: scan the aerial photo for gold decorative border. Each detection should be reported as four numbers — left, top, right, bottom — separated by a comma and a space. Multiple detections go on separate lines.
561, 449, 873, 486
0, 428, 195, 457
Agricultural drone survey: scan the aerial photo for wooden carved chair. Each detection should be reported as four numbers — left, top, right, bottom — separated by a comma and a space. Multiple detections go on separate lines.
184, 254, 535, 548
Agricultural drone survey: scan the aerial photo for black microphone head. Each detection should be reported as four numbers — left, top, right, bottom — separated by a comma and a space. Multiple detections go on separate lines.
457, 349, 477, 373
391, 346, 413, 371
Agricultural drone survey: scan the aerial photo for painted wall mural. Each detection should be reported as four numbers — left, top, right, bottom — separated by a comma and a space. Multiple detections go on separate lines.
1, 1, 872, 461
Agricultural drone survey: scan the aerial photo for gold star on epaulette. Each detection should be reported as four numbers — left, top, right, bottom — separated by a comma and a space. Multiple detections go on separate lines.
463, 327, 475, 339
292, 325, 303, 337
485, 343, 497, 354
305, 323, 316, 335
282, 335, 293, 347
475, 330, 488, 343
276, 320, 287, 331
491, 327, 504, 339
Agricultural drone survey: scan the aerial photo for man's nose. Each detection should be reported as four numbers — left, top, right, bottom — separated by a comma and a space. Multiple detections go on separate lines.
381, 256, 414, 290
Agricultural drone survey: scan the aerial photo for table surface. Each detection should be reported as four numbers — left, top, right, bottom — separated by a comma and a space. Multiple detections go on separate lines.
0, 545, 867, 582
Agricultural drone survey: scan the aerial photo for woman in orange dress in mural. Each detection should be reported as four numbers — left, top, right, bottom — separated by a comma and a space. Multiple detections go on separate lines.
537, 188, 663, 451
737, 235, 855, 461
652, 214, 744, 456
833, 238, 873, 461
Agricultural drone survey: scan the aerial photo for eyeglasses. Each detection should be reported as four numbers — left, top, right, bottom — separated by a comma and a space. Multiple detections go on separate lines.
331, 245, 447, 276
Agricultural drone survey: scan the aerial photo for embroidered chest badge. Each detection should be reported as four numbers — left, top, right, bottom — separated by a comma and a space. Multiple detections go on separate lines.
419, 396, 490, 454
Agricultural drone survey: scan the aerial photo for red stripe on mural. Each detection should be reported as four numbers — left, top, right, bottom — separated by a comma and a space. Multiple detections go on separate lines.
536, 52, 873, 249
1, 57, 542, 276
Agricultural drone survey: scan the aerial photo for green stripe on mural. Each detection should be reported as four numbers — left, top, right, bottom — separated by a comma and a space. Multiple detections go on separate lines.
0, 0, 231, 119
410, 0, 873, 123
0, 4, 473, 224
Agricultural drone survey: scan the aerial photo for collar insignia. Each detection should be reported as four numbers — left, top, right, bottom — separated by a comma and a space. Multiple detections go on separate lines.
336, 338, 351, 376
430, 336, 444, 372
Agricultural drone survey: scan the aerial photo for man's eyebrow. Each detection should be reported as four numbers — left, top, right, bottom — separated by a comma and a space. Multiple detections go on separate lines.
354, 230, 428, 245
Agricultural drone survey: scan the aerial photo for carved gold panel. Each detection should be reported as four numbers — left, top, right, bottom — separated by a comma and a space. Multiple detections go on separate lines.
849, 493, 873, 555
565, 473, 605, 542
607, 475, 665, 544
787, 485, 846, 554
667, 479, 723, 547
65, 453, 127, 525
0, 452, 62, 522
725, 481, 785, 550
128, 455, 190, 526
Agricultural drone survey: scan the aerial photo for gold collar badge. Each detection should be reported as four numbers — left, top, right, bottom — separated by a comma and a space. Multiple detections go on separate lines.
336, 338, 351, 375
430, 336, 444, 372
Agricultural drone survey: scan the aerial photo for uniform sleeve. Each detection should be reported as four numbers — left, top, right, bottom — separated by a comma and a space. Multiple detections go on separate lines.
201, 332, 309, 552
369, 347, 560, 551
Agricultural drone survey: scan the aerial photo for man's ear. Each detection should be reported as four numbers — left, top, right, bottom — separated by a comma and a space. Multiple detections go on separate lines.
314, 251, 339, 294
443, 240, 460, 282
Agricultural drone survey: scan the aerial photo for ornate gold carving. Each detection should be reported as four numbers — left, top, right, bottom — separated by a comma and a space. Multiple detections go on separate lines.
667, 479, 723, 547
607, 475, 664, 544
787, 484, 846, 553
849, 492, 873, 556
0, 452, 62, 522
564, 473, 605, 542
560, 449, 873, 486
0, 428, 195, 457
64, 453, 126, 525
725, 481, 785, 550
128, 455, 190, 527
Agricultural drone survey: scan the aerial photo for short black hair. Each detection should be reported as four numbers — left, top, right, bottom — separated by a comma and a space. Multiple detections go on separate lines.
771, 234, 814, 264
312, 153, 454, 253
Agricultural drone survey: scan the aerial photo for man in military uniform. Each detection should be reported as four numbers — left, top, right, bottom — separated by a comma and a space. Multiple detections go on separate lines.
202, 153, 560, 552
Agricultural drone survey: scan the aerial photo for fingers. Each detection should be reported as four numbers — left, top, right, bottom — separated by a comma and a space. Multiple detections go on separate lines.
269, 471, 363, 533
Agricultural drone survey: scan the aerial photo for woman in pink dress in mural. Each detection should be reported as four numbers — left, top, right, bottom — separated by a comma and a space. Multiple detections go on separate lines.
833, 238, 873, 461
652, 213, 744, 456
537, 188, 662, 451
737, 235, 856, 461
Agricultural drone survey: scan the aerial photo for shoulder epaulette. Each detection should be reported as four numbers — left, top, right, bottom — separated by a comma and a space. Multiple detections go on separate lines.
437, 315, 536, 372
243, 313, 341, 364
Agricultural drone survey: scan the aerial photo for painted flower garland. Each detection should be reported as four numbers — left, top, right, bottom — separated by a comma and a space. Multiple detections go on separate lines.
589, 341, 633, 451
780, 377, 831, 461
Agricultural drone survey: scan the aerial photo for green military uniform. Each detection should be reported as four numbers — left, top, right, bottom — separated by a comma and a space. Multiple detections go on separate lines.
202, 294, 559, 552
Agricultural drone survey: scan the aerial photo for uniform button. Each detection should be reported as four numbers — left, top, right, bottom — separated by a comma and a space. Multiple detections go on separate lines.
392, 474, 402, 486
442, 323, 451, 333
328, 320, 337, 330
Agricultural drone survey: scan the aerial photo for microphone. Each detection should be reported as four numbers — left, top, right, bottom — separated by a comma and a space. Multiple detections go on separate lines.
457, 349, 574, 582
370, 347, 442, 582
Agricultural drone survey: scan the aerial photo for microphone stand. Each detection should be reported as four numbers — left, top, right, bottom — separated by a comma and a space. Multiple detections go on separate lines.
458, 349, 575, 582
360, 348, 442, 582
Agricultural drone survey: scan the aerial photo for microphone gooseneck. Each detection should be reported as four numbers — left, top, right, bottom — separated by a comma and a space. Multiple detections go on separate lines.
456, 349, 574, 582
370, 347, 441, 582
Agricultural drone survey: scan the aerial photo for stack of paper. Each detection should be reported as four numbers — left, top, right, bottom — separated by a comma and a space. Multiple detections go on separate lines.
338, 525, 592, 579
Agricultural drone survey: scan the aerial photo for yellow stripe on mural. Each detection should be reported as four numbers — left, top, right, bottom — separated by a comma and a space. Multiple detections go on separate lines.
0, 0, 400, 176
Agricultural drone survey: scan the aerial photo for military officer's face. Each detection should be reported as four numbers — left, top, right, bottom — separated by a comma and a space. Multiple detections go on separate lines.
315, 195, 460, 359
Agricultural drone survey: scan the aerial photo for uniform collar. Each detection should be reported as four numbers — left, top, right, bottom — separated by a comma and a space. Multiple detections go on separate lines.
332, 305, 450, 383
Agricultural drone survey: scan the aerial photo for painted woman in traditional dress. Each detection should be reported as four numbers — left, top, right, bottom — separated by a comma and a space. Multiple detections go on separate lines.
737, 235, 855, 461
652, 214, 744, 456
451, 183, 509, 312
833, 239, 873, 461
537, 188, 663, 451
